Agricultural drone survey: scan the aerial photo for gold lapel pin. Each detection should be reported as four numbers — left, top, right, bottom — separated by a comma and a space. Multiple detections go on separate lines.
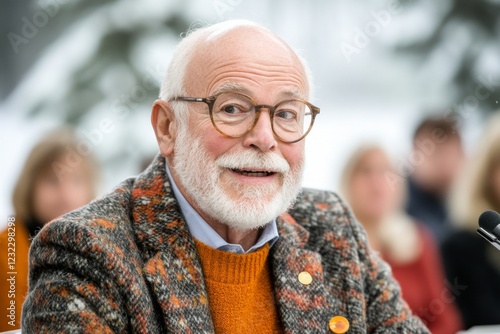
297, 271, 313, 285
329, 315, 349, 333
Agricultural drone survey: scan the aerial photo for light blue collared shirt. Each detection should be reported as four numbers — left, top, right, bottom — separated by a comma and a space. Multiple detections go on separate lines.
165, 162, 279, 254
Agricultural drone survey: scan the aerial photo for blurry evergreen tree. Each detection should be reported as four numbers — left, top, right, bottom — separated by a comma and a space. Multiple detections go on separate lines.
396, 0, 500, 114
1, 0, 195, 176
1, 0, 191, 123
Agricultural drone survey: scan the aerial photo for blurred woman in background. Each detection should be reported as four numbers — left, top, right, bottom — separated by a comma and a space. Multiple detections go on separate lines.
341, 144, 462, 334
0, 128, 99, 331
443, 113, 500, 328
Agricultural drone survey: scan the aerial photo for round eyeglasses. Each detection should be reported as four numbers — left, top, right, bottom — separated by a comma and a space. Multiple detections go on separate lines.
169, 92, 320, 143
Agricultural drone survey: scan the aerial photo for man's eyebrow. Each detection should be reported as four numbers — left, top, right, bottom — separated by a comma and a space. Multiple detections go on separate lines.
278, 90, 306, 101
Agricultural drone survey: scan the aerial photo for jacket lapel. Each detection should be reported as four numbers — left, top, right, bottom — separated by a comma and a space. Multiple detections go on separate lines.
131, 155, 214, 333
272, 213, 338, 333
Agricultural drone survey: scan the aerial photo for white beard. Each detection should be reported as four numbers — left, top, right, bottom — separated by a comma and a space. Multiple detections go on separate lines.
171, 127, 304, 231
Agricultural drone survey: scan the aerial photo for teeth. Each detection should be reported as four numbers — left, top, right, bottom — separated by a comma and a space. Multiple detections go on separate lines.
231, 169, 274, 177
241, 172, 268, 177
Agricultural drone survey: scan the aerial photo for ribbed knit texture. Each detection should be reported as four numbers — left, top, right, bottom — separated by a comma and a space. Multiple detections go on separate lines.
194, 240, 282, 334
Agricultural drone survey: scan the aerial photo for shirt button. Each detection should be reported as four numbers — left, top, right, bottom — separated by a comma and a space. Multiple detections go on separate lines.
329, 316, 349, 333
298, 271, 313, 285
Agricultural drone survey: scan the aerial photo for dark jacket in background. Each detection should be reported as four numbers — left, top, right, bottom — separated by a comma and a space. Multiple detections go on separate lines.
441, 229, 500, 328
406, 177, 452, 244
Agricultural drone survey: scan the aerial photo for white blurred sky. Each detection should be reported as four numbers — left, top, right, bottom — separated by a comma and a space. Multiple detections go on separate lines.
0, 0, 490, 230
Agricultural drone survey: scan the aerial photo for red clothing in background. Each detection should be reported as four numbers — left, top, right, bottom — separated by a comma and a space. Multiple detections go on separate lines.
385, 225, 462, 334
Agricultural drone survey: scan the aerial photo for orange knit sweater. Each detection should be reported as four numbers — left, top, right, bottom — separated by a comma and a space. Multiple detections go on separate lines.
194, 240, 282, 333
0, 221, 30, 331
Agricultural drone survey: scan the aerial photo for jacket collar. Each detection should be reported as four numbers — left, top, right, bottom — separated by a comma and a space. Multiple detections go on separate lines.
131, 154, 334, 333
131, 155, 213, 332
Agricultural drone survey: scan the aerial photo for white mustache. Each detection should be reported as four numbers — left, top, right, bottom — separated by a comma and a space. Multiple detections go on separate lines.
215, 150, 290, 174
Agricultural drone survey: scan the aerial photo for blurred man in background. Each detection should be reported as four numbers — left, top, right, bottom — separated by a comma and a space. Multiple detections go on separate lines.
0, 128, 99, 331
405, 116, 465, 243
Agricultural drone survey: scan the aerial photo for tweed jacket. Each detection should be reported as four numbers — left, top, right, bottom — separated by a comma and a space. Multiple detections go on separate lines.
22, 154, 429, 333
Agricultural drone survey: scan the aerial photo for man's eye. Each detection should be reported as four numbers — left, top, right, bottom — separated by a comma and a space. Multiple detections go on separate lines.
219, 104, 250, 115
221, 104, 243, 114
276, 110, 297, 120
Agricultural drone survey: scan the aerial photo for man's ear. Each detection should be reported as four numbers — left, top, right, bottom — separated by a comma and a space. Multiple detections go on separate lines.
151, 99, 177, 157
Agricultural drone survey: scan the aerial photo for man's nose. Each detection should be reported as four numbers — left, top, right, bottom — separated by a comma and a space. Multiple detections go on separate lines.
241, 109, 278, 151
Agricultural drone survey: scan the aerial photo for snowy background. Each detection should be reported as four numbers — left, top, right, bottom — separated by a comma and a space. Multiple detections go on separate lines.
1, 0, 499, 230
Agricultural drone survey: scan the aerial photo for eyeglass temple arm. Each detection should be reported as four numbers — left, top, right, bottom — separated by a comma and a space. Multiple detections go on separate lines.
171, 97, 206, 102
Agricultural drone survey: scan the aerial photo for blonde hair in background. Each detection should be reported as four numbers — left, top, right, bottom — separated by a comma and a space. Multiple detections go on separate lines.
340, 144, 406, 206
450, 112, 500, 231
339, 144, 372, 202
12, 127, 99, 224
340, 144, 420, 263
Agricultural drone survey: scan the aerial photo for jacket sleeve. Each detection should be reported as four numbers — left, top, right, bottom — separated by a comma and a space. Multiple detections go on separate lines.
342, 199, 430, 333
20, 197, 162, 334
22, 218, 128, 334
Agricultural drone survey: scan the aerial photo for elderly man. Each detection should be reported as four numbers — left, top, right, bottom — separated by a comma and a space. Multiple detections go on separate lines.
22, 20, 429, 333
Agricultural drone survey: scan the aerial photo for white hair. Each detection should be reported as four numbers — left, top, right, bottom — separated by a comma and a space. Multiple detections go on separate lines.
158, 19, 315, 129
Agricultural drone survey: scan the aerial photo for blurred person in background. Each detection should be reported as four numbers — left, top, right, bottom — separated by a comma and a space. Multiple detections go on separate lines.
0, 127, 99, 331
405, 116, 465, 244
442, 113, 500, 328
342, 145, 462, 334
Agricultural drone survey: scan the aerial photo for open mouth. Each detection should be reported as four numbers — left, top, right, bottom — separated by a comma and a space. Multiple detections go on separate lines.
230, 168, 276, 177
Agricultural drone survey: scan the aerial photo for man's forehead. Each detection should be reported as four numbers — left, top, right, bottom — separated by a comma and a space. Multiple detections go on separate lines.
211, 82, 306, 101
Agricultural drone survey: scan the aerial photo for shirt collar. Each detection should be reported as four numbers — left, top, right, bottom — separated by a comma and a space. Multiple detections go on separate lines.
164, 160, 279, 254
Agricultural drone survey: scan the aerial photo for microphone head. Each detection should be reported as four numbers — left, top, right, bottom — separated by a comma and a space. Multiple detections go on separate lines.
478, 210, 500, 232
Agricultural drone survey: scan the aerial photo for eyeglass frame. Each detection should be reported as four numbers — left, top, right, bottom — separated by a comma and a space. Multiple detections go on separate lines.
168, 92, 320, 143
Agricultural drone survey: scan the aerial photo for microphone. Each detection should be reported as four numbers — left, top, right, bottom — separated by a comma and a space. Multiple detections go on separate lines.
477, 210, 500, 251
